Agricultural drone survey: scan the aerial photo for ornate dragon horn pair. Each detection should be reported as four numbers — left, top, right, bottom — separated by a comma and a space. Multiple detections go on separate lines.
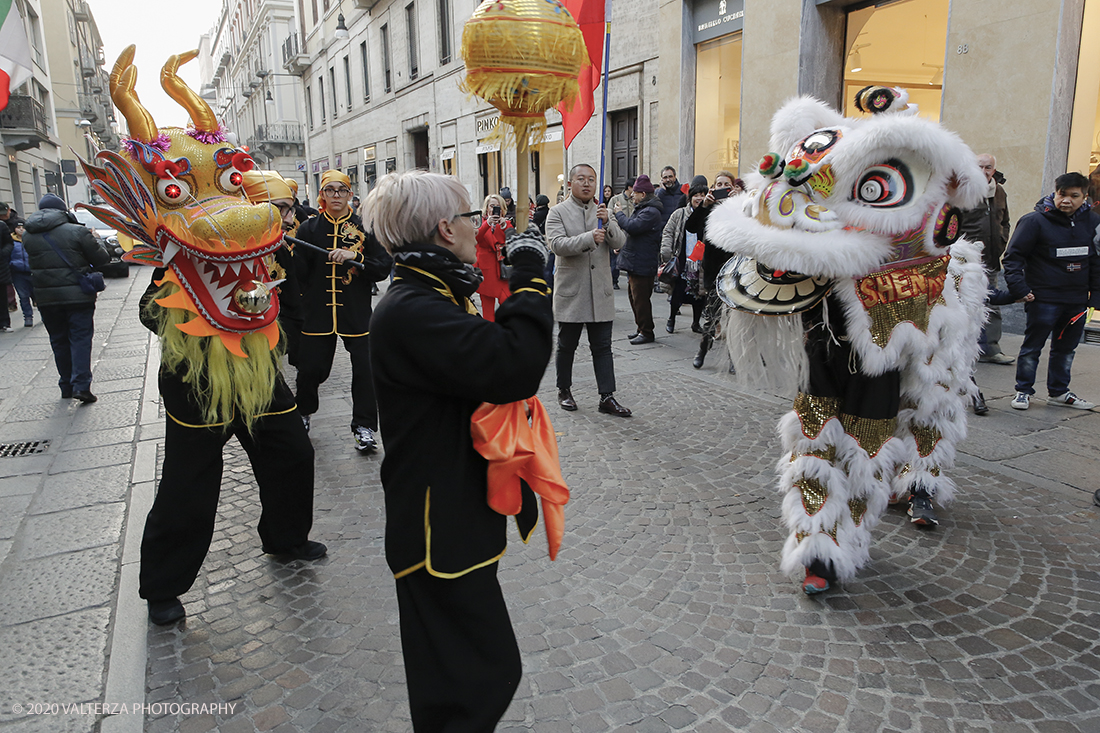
109, 45, 218, 141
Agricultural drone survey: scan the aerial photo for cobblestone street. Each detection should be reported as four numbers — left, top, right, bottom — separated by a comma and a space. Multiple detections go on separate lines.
1, 275, 1099, 732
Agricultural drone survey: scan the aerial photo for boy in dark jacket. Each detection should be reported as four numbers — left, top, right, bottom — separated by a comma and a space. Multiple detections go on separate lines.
1002, 172, 1100, 410
21, 194, 109, 400
367, 170, 553, 732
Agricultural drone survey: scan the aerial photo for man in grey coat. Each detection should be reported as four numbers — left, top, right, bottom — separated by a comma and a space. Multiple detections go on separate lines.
545, 164, 632, 417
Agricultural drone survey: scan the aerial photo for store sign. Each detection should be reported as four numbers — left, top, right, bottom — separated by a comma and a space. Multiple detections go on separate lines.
693, 0, 744, 44
476, 115, 500, 138
440, 147, 456, 160
530, 127, 564, 145
475, 141, 501, 155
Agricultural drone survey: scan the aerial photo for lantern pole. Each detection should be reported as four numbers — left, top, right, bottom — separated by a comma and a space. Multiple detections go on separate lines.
597, 0, 612, 220
516, 147, 530, 230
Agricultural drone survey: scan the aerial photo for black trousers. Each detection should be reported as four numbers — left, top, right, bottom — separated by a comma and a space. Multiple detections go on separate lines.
138, 408, 315, 601
396, 565, 521, 733
295, 333, 376, 429
556, 321, 616, 394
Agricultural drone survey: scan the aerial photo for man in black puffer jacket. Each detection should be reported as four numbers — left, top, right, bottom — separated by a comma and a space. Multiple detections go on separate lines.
21, 194, 109, 402
614, 174, 664, 344
1003, 172, 1100, 411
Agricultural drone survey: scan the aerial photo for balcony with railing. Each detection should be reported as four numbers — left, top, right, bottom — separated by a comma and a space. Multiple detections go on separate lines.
0, 95, 49, 150
256, 123, 304, 144
281, 33, 309, 76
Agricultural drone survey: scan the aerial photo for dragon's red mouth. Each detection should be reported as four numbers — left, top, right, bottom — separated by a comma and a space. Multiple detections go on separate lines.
157, 226, 283, 333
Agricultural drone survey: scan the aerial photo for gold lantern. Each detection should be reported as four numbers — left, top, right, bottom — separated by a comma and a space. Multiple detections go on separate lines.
460, 0, 587, 152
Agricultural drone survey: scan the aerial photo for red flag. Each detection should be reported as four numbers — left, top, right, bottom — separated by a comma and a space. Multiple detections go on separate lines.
557, 0, 606, 148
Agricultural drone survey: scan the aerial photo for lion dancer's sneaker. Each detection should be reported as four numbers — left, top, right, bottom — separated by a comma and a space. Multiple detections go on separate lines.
907, 488, 939, 527
803, 559, 838, 595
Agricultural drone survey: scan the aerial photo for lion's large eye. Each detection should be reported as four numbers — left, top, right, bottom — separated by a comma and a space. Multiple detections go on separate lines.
854, 160, 913, 208
220, 167, 245, 193
156, 177, 191, 204
801, 130, 838, 154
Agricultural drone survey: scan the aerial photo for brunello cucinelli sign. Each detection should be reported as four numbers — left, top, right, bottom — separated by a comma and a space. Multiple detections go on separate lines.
693, 0, 744, 45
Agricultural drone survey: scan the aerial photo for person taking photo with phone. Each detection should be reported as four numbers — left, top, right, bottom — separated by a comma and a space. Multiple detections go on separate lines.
475, 194, 513, 321
685, 171, 743, 368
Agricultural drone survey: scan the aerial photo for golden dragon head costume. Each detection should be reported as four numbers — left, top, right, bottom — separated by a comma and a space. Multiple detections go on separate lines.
79, 47, 288, 426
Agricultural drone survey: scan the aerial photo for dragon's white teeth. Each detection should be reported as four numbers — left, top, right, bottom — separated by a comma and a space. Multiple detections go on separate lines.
161, 242, 181, 265
267, 278, 286, 289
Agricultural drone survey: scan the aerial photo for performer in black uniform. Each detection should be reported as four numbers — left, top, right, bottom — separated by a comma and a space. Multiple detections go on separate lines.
293, 170, 392, 451
137, 270, 326, 626
368, 170, 555, 731
242, 169, 304, 366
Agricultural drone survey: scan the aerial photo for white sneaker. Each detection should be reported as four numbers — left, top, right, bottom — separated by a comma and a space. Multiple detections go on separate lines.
1011, 392, 1030, 410
1048, 391, 1096, 410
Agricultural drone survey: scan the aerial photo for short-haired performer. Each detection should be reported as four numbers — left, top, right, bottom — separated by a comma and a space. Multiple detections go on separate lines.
367, 170, 567, 731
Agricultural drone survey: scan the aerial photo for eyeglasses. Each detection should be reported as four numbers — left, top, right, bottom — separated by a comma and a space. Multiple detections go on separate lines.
456, 210, 482, 226
322, 187, 352, 197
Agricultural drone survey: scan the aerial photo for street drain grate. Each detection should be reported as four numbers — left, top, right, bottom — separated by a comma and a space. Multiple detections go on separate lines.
0, 440, 51, 458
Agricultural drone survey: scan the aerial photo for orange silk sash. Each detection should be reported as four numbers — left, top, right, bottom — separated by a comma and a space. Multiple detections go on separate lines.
470, 397, 570, 560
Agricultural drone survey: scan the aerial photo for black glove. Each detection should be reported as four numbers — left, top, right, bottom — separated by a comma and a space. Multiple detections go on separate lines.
504, 224, 549, 271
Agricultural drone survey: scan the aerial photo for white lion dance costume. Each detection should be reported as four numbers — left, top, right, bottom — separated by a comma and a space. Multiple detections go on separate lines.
707, 87, 987, 594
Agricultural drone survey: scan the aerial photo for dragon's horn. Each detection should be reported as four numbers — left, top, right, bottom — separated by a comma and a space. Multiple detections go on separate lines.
109, 45, 158, 142
161, 50, 219, 132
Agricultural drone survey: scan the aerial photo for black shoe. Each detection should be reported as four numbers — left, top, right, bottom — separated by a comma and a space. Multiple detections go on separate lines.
666, 317, 675, 334
558, 388, 578, 411
629, 333, 655, 345
691, 322, 703, 334
908, 490, 939, 527
626, 331, 639, 340
73, 390, 97, 404
612, 283, 620, 290
148, 597, 186, 625
693, 336, 710, 369
352, 425, 378, 452
61, 389, 73, 399
264, 541, 328, 561
598, 394, 632, 417
1094, 489, 1100, 508
972, 392, 988, 415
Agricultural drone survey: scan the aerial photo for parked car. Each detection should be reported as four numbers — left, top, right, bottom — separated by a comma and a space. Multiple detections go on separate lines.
73, 208, 129, 278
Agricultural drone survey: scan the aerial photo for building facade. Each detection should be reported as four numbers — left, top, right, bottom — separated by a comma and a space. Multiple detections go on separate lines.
279, 0, 1100, 225
0, 0, 61, 216
41, 0, 121, 206
201, 0, 308, 194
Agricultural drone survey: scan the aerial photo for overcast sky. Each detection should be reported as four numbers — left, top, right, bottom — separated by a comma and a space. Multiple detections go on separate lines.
92, 0, 223, 129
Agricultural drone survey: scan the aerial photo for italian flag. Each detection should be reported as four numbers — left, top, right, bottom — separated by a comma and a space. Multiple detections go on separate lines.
0, 0, 33, 112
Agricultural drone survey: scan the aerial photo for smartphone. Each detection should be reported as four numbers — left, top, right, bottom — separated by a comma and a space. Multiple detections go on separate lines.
712, 187, 730, 201
492, 205, 502, 216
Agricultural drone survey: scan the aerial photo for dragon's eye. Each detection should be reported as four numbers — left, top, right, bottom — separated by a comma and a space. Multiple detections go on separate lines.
220, 167, 245, 192
854, 160, 913, 208
156, 177, 191, 204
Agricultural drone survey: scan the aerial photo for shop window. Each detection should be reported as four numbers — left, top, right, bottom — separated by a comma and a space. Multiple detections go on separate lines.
1068, 0, 1100, 192
478, 149, 502, 201
694, 33, 741, 179
844, 0, 949, 121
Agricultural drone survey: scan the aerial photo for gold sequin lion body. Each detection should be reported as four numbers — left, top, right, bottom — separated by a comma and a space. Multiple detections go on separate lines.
705, 88, 988, 584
